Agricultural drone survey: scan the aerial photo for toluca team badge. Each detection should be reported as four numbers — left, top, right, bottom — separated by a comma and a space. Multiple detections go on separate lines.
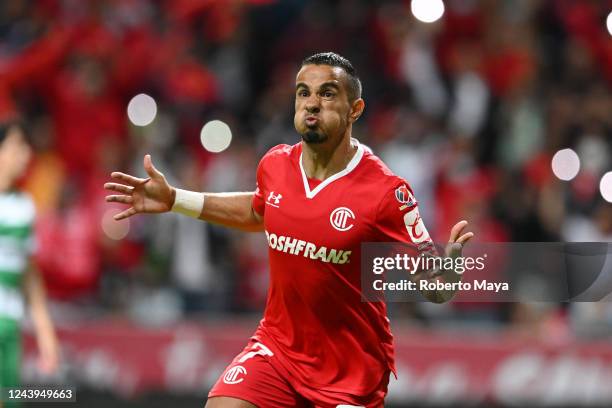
395, 185, 415, 210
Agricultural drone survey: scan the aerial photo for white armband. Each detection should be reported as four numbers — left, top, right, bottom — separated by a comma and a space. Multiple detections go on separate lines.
171, 189, 205, 218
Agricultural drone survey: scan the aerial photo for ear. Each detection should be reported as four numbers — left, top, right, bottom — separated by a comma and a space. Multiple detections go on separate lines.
349, 98, 365, 123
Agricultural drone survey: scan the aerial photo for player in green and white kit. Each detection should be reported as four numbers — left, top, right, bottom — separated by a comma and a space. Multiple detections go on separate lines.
0, 122, 58, 407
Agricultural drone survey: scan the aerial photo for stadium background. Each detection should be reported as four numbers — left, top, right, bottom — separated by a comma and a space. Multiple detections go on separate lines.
1, 0, 611, 406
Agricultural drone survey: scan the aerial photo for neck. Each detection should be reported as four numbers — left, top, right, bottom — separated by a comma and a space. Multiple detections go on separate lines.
301, 129, 357, 180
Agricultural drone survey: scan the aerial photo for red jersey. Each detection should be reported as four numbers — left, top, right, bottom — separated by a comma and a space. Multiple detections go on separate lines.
251, 141, 433, 400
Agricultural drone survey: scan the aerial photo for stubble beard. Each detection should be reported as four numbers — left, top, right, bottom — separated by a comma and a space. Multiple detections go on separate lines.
301, 128, 327, 144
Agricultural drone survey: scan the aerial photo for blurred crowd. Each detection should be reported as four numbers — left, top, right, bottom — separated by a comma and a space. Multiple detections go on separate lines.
0, 0, 611, 337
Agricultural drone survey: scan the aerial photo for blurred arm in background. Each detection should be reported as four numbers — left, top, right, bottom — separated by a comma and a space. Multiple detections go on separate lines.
23, 264, 59, 375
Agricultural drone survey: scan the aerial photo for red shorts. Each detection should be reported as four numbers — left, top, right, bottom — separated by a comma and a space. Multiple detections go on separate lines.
208, 340, 388, 408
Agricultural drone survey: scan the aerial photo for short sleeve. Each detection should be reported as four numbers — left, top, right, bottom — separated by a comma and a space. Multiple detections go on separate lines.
22, 195, 37, 256
251, 145, 288, 217
375, 181, 436, 254
252, 159, 266, 216
252, 182, 265, 217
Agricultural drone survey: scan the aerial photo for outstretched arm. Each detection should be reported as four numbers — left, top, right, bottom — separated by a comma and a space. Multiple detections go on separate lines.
105, 155, 263, 232
198, 192, 263, 232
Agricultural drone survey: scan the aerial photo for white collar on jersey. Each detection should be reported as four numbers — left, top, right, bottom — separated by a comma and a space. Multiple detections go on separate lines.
299, 139, 365, 199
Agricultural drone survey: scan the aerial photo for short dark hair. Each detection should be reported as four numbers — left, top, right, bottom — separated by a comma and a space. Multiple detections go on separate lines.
0, 121, 26, 145
0, 121, 15, 144
301, 52, 362, 102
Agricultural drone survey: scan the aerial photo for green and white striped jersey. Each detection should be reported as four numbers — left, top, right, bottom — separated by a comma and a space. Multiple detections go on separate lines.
0, 191, 35, 321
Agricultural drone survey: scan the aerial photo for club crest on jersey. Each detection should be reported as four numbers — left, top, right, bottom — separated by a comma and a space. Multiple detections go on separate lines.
395, 185, 415, 209
223, 365, 247, 385
330, 207, 355, 232
266, 191, 282, 208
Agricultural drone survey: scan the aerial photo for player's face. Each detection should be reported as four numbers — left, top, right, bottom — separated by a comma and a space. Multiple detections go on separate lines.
294, 64, 356, 145
0, 126, 31, 183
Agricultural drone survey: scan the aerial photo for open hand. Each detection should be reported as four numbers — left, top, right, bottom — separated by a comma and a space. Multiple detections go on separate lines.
104, 155, 175, 220
445, 220, 474, 258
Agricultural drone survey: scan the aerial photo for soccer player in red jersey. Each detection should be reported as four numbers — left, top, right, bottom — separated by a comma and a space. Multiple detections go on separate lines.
105, 52, 474, 408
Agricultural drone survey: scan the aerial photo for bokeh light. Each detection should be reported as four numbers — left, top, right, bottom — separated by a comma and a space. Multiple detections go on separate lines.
101, 209, 130, 240
600, 171, 612, 203
200, 120, 232, 153
607, 11, 612, 36
411, 0, 445, 23
127, 93, 157, 126
551, 148, 580, 181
